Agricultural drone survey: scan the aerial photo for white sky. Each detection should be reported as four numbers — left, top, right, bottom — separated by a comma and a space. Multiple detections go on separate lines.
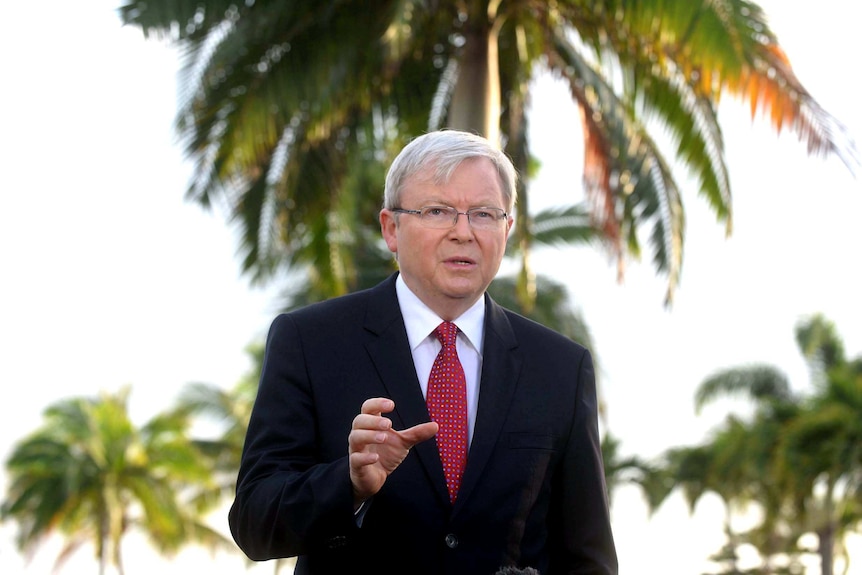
1, 1, 860, 574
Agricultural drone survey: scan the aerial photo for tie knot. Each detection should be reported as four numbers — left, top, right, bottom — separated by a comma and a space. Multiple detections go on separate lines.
434, 321, 459, 348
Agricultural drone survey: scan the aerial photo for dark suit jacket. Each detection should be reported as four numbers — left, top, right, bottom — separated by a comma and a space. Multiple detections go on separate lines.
229, 274, 617, 575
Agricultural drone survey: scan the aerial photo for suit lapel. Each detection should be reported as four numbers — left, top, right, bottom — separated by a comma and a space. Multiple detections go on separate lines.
454, 295, 521, 511
362, 275, 450, 503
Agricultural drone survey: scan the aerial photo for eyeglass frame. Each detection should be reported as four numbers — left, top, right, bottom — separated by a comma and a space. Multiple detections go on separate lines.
390, 206, 510, 230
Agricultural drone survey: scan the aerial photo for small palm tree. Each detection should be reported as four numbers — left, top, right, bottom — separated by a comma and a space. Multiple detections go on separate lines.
1, 387, 232, 575
600, 432, 670, 512
656, 315, 862, 575
173, 344, 263, 498
175, 343, 300, 575
778, 316, 862, 575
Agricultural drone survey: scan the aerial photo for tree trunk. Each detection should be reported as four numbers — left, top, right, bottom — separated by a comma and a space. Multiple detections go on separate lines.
819, 523, 835, 575
448, 23, 500, 147
507, 79, 535, 313
98, 509, 108, 575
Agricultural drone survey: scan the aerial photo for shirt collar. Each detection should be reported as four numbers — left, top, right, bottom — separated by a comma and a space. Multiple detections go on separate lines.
395, 274, 485, 354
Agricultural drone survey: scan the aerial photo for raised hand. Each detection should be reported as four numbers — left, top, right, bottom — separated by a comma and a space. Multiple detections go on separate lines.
348, 397, 438, 504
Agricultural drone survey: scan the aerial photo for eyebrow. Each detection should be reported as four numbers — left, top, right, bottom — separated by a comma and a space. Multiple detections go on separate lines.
418, 198, 504, 208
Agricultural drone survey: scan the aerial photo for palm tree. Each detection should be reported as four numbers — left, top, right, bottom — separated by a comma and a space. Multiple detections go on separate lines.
778, 316, 862, 575
174, 344, 298, 575
173, 343, 264, 498
663, 410, 802, 574
1, 387, 233, 575
117, 0, 856, 307
656, 316, 862, 575
600, 432, 670, 511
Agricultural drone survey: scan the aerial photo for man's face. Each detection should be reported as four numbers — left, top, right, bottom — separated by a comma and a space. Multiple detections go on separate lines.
380, 157, 513, 320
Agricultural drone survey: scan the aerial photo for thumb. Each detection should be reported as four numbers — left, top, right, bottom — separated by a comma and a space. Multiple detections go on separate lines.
400, 421, 439, 447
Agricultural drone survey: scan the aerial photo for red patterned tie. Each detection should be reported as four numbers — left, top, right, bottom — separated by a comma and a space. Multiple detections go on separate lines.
426, 321, 468, 503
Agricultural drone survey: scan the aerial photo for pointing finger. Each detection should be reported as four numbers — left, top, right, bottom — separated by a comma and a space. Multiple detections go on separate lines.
398, 421, 439, 448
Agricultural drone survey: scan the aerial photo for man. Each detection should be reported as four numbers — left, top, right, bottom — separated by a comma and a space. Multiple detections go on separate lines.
229, 130, 618, 574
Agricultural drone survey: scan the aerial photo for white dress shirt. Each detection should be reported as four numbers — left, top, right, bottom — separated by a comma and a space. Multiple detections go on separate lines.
395, 274, 484, 445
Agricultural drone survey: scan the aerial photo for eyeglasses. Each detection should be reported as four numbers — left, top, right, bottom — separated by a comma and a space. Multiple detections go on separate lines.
391, 206, 508, 231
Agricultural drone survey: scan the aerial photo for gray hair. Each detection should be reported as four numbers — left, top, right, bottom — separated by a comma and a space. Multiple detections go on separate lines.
383, 130, 518, 212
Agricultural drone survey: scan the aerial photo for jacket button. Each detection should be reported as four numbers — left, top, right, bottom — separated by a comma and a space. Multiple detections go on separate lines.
444, 533, 458, 549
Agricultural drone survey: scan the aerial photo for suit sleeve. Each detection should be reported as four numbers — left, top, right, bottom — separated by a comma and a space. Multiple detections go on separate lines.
228, 314, 358, 560
553, 349, 618, 574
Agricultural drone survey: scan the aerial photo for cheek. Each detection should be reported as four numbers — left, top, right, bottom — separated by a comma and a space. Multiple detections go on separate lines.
488, 238, 508, 259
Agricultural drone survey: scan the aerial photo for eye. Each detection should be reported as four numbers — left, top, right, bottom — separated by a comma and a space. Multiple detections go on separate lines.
424, 206, 452, 217
471, 209, 495, 220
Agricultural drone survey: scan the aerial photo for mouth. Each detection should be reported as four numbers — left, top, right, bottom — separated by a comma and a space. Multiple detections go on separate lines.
445, 257, 476, 267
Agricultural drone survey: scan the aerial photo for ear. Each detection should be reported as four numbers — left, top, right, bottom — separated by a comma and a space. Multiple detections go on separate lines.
379, 209, 398, 254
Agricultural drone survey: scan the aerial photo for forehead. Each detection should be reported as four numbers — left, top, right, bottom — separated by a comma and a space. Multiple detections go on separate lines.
403, 158, 505, 205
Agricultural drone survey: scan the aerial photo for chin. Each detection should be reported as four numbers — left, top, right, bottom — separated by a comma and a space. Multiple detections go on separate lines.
442, 283, 482, 301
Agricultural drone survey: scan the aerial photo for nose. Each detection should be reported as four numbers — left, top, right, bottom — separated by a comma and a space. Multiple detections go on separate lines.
449, 211, 474, 239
